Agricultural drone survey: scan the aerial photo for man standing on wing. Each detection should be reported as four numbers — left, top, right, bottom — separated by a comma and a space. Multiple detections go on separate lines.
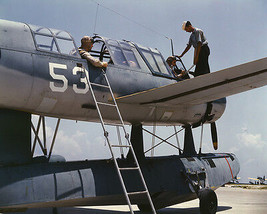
178, 21, 210, 77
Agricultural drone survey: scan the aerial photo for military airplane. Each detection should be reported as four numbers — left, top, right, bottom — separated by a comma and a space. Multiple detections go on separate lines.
227, 176, 241, 184
248, 176, 267, 185
0, 18, 266, 214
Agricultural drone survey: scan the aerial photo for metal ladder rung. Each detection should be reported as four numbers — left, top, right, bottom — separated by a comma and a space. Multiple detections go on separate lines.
97, 102, 116, 107
90, 82, 109, 88
119, 167, 139, 171
127, 190, 148, 196
111, 145, 131, 148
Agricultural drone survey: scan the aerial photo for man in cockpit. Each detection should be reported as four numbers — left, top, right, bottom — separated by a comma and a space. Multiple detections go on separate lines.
78, 36, 108, 68
166, 56, 188, 79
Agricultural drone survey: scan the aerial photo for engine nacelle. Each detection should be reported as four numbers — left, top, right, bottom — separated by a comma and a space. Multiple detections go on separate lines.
208, 97, 227, 123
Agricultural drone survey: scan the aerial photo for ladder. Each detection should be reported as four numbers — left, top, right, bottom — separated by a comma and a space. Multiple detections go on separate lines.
84, 68, 157, 214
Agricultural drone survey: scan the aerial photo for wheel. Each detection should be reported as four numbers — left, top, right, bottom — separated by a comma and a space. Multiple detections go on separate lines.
53, 207, 58, 214
137, 204, 152, 212
198, 188, 218, 214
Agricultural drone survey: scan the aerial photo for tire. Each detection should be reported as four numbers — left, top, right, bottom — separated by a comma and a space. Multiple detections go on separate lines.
198, 188, 218, 214
53, 207, 58, 214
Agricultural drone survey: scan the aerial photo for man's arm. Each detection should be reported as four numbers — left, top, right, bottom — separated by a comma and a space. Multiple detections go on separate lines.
80, 50, 108, 68
193, 29, 204, 64
178, 44, 191, 58
194, 42, 202, 65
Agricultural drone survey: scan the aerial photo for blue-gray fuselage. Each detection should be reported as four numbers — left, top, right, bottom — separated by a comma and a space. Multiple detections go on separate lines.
0, 19, 226, 126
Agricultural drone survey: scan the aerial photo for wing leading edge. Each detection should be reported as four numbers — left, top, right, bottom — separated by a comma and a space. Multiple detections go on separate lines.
116, 57, 267, 105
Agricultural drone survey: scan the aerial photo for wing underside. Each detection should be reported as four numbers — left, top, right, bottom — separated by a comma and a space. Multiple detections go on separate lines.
116, 58, 267, 106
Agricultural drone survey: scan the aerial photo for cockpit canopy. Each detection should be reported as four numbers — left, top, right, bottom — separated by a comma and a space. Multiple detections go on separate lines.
28, 24, 79, 56
27, 22, 184, 79
91, 36, 177, 79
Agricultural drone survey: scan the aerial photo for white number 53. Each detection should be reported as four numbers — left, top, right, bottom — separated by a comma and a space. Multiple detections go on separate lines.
49, 62, 89, 94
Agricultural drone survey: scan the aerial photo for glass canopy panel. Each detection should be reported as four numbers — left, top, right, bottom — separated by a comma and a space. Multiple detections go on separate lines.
131, 48, 151, 73
153, 54, 170, 75
142, 50, 159, 72
119, 41, 131, 49
35, 34, 59, 52
56, 38, 77, 55
50, 29, 72, 39
29, 24, 52, 35
109, 46, 128, 66
107, 39, 119, 46
123, 49, 140, 69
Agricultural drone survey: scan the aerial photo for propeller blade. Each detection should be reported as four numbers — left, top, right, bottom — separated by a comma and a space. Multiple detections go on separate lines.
211, 122, 218, 150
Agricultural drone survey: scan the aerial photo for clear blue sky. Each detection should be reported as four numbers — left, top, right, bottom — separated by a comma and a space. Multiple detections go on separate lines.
0, 0, 267, 183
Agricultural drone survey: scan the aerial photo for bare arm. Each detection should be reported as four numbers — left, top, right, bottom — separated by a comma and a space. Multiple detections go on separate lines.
79, 50, 108, 68
178, 44, 191, 58
194, 42, 202, 65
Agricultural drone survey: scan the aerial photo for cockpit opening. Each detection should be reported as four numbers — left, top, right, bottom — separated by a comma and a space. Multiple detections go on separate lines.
90, 36, 111, 63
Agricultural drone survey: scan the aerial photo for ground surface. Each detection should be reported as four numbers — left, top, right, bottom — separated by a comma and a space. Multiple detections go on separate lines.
4, 186, 267, 214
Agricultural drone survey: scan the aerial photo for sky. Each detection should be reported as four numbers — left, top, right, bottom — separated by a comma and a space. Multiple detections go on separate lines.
0, 0, 267, 183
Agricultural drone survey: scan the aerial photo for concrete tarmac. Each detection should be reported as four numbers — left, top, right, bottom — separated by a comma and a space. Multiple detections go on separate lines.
4, 187, 267, 214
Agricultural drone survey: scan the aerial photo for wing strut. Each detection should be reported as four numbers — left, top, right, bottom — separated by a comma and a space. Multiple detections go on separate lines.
31, 116, 61, 161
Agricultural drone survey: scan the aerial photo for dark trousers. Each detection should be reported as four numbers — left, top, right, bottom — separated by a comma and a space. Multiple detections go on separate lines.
194, 45, 210, 77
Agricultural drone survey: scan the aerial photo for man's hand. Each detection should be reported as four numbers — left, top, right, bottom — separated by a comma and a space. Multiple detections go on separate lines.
102, 62, 108, 68
181, 70, 187, 76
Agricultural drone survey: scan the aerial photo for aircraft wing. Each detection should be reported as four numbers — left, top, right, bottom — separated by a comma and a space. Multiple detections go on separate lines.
116, 58, 267, 105
248, 177, 259, 181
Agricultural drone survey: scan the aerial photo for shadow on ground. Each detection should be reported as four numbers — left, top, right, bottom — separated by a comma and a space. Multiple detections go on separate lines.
6, 206, 232, 214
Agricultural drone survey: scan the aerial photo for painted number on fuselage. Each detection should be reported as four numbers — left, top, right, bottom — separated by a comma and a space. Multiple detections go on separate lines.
49, 62, 89, 94
72, 66, 89, 94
